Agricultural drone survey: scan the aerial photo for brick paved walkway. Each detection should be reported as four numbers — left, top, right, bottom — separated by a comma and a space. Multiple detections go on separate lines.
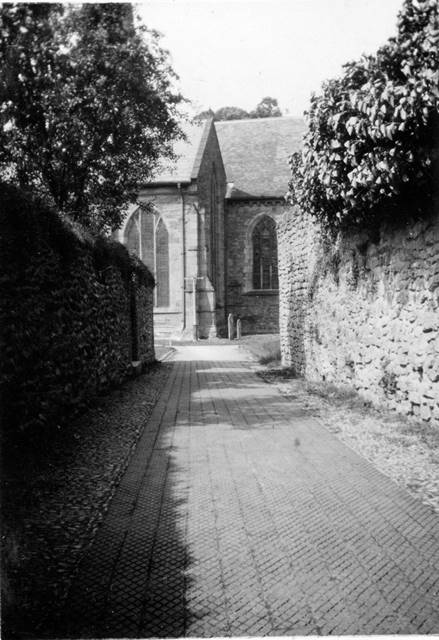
59, 345, 439, 637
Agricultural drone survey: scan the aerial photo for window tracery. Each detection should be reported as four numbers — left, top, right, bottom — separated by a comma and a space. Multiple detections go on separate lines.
124, 208, 170, 307
252, 216, 278, 290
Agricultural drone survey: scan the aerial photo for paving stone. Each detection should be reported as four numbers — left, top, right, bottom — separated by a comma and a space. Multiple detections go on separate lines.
58, 345, 439, 637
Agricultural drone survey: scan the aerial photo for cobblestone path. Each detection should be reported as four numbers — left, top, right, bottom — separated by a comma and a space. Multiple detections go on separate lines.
59, 345, 439, 637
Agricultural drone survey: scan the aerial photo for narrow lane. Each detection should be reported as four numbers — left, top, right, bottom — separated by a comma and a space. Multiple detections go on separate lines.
59, 345, 439, 637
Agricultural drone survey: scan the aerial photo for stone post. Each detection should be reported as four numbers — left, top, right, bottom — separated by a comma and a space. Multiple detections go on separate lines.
228, 313, 234, 340
236, 318, 242, 340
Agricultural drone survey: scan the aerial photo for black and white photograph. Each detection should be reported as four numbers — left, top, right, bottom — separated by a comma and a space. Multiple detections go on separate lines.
1, 0, 438, 637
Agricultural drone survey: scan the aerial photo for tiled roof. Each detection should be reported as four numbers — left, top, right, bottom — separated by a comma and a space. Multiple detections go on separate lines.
150, 119, 211, 184
215, 116, 306, 199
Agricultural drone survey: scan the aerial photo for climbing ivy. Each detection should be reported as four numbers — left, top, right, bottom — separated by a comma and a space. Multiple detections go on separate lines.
289, 0, 439, 232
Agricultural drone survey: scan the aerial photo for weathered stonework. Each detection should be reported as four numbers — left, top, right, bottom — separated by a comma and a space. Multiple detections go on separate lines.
279, 205, 439, 427
121, 121, 227, 339
118, 117, 306, 339
194, 121, 227, 337
225, 199, 288, 334
1, 185, 155, 435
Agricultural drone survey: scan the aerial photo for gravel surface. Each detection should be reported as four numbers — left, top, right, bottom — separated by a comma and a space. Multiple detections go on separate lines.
2, 361, 172, 638
258, 367, 439, 515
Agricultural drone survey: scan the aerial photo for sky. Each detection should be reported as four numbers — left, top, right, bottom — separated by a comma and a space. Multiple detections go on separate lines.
138, 0, 404, 118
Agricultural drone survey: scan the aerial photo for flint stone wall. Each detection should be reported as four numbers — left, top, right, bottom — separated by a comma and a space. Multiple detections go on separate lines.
279, 204, 439, 427
0, 184, 155, 436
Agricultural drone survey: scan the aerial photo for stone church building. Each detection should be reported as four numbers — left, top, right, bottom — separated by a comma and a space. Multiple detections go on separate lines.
116, 116, 305, 339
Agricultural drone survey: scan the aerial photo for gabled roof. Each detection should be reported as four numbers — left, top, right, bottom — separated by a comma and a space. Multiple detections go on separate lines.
215, 116, 306, 199
150, 119, 212, 184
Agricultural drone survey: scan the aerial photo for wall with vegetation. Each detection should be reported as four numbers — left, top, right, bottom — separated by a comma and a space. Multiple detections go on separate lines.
279, 204, 439, 427
0, 184, 155, 437
281, 0, 438, 427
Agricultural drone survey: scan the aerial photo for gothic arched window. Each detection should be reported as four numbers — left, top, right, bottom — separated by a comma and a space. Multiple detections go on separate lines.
124, 207, 154, 268
252, 216, 278, 290
155, 218, 169, 307
123, 209, 170, 308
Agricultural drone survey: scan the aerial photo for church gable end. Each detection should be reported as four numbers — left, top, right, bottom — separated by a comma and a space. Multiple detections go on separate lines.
119, 116, 305, 338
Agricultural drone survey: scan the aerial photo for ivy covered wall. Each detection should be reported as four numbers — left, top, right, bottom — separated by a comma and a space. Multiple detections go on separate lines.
0, 184, 155, 437
281, 0, 439, 427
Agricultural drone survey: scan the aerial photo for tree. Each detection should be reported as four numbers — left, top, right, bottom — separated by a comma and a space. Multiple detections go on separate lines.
250, 96, 282, 118
289, 0, 439, 232
194, 107, 215, 121
213, 106, 250, 121
195, 98, 282, 122
0, 3, 184, 232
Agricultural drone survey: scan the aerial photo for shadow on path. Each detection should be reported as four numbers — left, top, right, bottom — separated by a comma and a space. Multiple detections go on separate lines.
52, 360, 195, 638
48, 351, 439, 637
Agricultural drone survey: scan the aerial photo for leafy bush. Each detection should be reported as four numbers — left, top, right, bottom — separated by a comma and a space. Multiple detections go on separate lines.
289, 0, 439, 233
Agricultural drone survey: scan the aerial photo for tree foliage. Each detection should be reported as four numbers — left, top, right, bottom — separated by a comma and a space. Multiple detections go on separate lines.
0, 3, 184, 232
214, 105, 250, 121
196, 97, 282, 121
195, 107, 215, 120
250, 96, 282, 119
289, 0, 439, 232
